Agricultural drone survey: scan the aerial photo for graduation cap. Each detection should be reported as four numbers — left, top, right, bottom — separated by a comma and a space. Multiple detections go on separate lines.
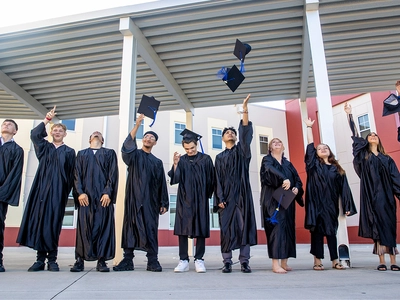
272, 187, 296, 210
180, 128, 204, 153
137, 95, 160, 127
216, 65, 245, 92
233, 39, 251, 72
382, 93, 400, 116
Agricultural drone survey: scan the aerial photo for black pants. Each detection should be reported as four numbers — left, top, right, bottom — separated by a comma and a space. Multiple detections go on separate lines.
178, 235, 205, 261
0, 202, 8, 262
310, 231, 338, 261
123, 248, 158, 264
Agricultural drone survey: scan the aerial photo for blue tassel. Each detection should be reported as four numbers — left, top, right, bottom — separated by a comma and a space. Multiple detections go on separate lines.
199, 139, 204, 154
239, 51, 245, 73
216, 67, 228, 80
266, 194, 283, 225
148, 106, 157, 127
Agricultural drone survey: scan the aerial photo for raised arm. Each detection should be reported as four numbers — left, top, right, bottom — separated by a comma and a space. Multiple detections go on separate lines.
43, 105, 56, 126
303, 117, 315, 145
129, 114, 145, 139
344, 102, 359, 137
242, 94, 250, 126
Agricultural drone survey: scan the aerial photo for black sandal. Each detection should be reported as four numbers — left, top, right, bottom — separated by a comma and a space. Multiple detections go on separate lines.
390, 264, 400, 271
377, 264, 387, 271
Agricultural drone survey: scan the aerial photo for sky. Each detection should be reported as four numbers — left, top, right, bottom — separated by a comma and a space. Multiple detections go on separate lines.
0, 0, 285, 110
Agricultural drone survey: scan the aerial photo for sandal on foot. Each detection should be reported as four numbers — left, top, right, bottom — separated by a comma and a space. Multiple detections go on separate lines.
313, 264, 324, 271
377, 264, 387, 271
390, 264, 400, 271
332, 263, 345, 270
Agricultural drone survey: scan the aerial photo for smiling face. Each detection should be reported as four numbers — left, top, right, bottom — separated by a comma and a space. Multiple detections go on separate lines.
183, 141, 198, 156
142, 133, 157, 149
316, 143, 331, 159
268, 138, 284, 153
367, 132, 380, 145
50, 124, 67, 143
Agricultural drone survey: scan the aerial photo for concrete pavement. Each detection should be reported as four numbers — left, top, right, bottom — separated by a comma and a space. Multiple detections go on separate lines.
0, 244, 399, 299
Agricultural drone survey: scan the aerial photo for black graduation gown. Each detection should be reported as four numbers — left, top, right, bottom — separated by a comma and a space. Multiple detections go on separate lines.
260, 154, 304, 259
352, 136, 400, 247
17, 122, 75, 251
304, 143, 357, 236
121, 134, 169, 252
73, 147, 118, 261
0, 140, 24, 206
214, 120, 257, 253
168, 152, 215, 238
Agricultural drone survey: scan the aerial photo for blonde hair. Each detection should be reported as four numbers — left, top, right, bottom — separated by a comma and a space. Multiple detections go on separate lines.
51, 123, 67, 131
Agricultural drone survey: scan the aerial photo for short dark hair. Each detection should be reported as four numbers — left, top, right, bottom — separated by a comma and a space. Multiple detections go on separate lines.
181, 137, 198, 146
3, 119, 18, 131
222, 126, 237, 137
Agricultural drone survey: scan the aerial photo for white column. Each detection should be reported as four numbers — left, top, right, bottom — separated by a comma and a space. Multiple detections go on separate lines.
185, 111, 195, 257
115, 17, 138, 263
306, 0, 350, 266
305, 0, 336, 153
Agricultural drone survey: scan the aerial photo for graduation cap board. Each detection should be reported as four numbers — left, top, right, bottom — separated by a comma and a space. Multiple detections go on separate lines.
180, 128, 204, 153
137, 95, 160, 127
382, 93, 400, 116
217, 65, 245, 92
233, 39, 252, 72
266, 187, 296, 225
272, 187, 296, 210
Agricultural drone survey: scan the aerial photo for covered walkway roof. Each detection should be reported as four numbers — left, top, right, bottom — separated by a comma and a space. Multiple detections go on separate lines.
0, 0, 399, 120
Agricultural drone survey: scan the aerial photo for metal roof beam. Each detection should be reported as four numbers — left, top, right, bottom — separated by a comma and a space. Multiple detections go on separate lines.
0, 70, 59, 122
128, 18, 194, 113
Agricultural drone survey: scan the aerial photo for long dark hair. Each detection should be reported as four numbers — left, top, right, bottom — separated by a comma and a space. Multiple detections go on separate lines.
365, 132, 387, 158
316, 143, 345, 175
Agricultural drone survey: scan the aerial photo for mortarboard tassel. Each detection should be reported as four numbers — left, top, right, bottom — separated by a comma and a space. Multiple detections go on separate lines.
239, 51, 245, 73
266, 194, 283, 225
148, 106, 157, 127
199, 139, 204, 154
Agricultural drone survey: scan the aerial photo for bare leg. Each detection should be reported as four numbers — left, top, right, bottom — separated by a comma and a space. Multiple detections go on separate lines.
272, 259, 287, 274
281, 258, 292, 271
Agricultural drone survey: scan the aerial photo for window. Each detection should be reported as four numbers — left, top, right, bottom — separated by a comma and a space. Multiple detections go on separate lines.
358, 114, 371, 139
259, 135, 269, 155
135, 119, 144, 139
61, 119, 76, 131
62, 193, 76, 227
169, 195, 177, 228
212, 128, 222, 149
174, 123, 186, 144
209, 197, 219, 229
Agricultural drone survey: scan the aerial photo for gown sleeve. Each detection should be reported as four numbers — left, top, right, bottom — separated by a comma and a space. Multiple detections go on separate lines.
121, 133, 138, 165
340, 174, 357, 216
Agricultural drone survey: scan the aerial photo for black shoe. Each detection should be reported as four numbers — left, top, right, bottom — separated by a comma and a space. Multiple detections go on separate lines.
147, 261, 162, 272
96, 259, 110, 272
241, 262, 252, 273
113, 258, 134, 271
47, 261, 60, 272
222, 262, 232, 273
28, 261, 45, 272
70, 258, 84, 272
0, 263, 5, 272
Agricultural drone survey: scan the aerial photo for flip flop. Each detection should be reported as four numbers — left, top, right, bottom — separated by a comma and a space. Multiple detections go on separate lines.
332, 263, 345, 270
377, 264, 387, 271
313, 264, 324, 271
390, 264, 400, 271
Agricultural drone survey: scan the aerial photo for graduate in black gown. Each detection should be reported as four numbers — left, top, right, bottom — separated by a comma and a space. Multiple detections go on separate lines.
214, 94, 257, 273
114, 114, 169, 272
70, 131, 118, 273
345, 103, 400, 271
0, 119, 24, 272
304, 117, 357, 271
168, 130, 215, 273
17, 106, 75, 272
260, 138, 304, 273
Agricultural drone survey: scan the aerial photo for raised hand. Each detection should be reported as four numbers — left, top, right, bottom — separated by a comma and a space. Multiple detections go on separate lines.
344, 102, 352, 114
304, 117, 315, 127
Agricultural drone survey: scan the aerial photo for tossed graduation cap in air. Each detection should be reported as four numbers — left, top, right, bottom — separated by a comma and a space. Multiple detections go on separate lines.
137, 95, 160, 127
180, 128, 204, 154
216, 65, 245, 92
382, 93, 400, 116
233, 39, 252, 73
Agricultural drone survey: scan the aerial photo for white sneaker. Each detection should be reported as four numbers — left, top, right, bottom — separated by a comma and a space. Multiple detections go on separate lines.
174, 260, 189, 272
195, 259, 206, 273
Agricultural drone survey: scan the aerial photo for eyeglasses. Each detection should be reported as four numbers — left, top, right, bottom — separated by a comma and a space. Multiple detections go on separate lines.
143, 135, 156, 140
